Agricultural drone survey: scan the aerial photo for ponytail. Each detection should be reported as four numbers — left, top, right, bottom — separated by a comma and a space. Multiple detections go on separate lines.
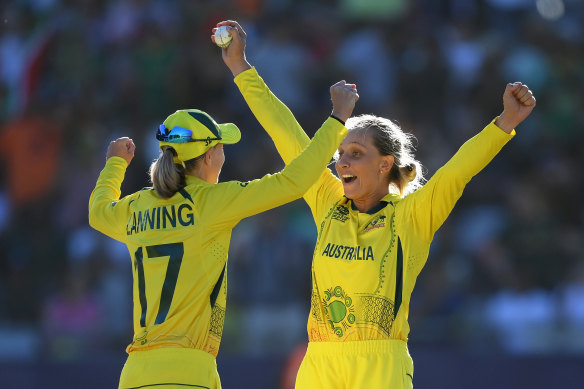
149, 147, 186, 198
390, 160, 423, 196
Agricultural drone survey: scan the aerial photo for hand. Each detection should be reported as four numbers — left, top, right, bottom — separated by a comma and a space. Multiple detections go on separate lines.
106, 137, 135, 166
212, 20, 252, 77
330, 81, 359, 122
495, 82, 536, 133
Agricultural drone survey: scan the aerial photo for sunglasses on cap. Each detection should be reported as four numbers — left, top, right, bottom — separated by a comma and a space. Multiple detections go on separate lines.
156, 124, 222, 145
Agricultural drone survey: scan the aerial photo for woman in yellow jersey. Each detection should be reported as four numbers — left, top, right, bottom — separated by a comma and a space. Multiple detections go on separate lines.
217, 20, 537, 389
88, 78, 358, 386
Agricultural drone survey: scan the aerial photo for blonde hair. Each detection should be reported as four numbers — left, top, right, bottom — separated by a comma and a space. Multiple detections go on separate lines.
149, 147, 204, 198
345, 114, 425, 196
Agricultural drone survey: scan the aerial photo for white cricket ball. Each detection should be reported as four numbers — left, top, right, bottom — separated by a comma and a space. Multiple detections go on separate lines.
214, 26, 233, 49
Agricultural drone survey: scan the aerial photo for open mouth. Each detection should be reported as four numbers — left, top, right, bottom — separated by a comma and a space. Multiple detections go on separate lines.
342, 174, 357, 184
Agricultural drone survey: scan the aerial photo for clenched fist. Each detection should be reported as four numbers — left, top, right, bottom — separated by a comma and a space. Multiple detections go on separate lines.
330, 81, 360, 123
495, 82, 536, 133
106, 137, 136, 166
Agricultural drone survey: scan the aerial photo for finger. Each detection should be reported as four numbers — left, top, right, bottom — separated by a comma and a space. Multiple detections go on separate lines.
226, 20, 246, 37
223, 26, 241, 45
217, 20, 246, 39
226, 26, 237, 38
218, 20, 238, 27
518, 89, 532, 101
525, 96, 536, 107
510, 81, 523, 89
505, 82, 521, 95
514, 85, 529, 101
519, 92, 534, 105
211, 35, 216, 44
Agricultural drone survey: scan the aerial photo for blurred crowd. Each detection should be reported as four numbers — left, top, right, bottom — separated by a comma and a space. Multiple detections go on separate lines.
0, 0, 583, 366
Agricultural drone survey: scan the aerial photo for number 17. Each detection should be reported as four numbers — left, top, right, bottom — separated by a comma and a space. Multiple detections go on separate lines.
134, 243, 184, 327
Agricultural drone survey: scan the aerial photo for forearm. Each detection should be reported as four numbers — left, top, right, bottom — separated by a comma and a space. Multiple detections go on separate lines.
281, 117, 346, 190
444, 117, 515, 181
234, 67, 310, 164
88, 157, 127, 233
404, 118, 515, 240
214, 117, 347, 223
494, 115, 515, 134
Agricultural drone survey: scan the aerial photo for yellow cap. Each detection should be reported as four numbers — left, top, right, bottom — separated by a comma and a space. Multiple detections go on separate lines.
157, 109, 241, 162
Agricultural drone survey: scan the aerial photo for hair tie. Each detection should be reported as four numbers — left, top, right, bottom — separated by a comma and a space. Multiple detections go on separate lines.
173, 155, 186, 168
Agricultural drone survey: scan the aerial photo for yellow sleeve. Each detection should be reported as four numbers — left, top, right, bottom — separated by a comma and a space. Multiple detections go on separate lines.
204, 117, 347, 226
88, 156, 133, 242
397, 119, 515, 242
234, 67, 344, 223
235, 67, 310, 164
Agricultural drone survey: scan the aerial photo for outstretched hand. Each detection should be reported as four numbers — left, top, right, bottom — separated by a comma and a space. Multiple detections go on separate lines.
212, 20, 252, 77
330, 81, 360, 123
495, 82, 536, 133
106, 137, 135, 166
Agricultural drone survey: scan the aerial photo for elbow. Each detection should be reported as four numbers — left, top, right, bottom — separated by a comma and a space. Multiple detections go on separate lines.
87, 202, 102, 231
279, 171, 310, 198
88, 209, 98, 230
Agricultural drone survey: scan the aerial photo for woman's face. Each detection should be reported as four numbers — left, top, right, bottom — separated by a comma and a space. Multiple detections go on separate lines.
335, 129, 393, 204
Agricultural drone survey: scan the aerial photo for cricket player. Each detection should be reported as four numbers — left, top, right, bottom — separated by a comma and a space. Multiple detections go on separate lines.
88, 81, 358, 388
217, 20, 536, 388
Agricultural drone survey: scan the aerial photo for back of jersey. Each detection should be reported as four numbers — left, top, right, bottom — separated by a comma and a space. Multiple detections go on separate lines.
123, 187, 229, 357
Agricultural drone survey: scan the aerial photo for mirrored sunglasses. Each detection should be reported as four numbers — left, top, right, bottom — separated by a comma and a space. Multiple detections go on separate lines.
156, 124, 222, 144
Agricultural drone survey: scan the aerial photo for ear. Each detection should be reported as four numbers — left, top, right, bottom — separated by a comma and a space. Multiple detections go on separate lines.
204, 150, 213, 165
380, 155, 394, 173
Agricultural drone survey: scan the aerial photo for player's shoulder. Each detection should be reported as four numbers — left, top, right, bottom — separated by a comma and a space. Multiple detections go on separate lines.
211, 180, 255, 190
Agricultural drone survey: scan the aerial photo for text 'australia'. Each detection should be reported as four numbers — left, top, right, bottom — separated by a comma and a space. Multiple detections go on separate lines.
127, 204, 194, 235
322, 243, 374, 261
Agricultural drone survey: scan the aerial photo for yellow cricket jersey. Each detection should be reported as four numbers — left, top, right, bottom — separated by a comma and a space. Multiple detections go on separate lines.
235, 67, 515, 343
88, 116, 347, 358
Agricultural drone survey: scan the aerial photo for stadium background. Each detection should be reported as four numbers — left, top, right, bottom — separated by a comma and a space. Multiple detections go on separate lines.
0, 0, 583, 388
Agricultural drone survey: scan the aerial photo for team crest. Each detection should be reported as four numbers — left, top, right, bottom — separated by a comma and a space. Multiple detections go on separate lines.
363, 215, 386, 233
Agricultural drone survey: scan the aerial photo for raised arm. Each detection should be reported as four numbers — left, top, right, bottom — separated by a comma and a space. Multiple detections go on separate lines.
88, 137, 136, 241
205, 83, 358, 224
213, 20, 312, 164
214, 20, 358, 221
400, 82, 536, 242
